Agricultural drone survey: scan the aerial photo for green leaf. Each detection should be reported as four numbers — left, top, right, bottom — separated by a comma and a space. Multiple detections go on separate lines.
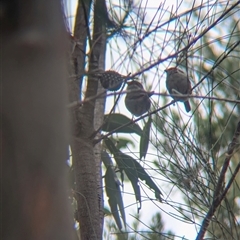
103, 207, 111, 215
116, 153, 141, 206
102, 113, 143, 136
104, 138, 141, 208
133, 160, 162, 201
104, 138, 162, 210
104, 138, 119, 155
101, 151, 113, 167
105, 166, 126, 230
140, 116, 152, 159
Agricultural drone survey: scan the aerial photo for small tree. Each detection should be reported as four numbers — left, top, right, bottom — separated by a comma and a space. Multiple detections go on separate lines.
66, 0, 240, 239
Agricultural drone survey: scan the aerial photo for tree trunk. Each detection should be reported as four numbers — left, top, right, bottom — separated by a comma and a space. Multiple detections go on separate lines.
68, 0, 107, 238
2, 1, 74, 239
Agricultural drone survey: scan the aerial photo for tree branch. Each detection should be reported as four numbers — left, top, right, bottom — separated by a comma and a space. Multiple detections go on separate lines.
196, 121, 240, 240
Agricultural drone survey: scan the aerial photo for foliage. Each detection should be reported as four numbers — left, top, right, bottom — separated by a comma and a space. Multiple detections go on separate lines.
65, 0, 240, 239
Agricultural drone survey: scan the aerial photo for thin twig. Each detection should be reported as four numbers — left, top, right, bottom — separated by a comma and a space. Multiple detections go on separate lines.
196, 121, 240, 240
128, 1, 240, 80
68, 91, 240, 108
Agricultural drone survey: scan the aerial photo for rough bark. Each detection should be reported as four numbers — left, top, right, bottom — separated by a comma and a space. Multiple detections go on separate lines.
92, 22, 107, 240
68, 0, 99, 239
68, 0, 108, 238
2, 1, 74, 239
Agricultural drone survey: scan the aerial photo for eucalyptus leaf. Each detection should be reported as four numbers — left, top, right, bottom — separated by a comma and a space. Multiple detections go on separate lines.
103, 207, 111, 215
104, 137, 119, 155
101, 151, 113, 167
105, 166, 126, 230
116, 153, 141, 206
134, 160, 162, 201
104, 138, 162, 210
104, 138, 141, 207
102, 113, 143, 136
140, 116, 152, 159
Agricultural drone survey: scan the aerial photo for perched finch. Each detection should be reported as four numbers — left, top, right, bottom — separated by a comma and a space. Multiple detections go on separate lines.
125, 81, 154, 117
165, 67, 192, 112
99, 70, 125, 91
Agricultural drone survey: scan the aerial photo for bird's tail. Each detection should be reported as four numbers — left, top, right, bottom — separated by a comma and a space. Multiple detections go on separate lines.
184, 100, 191, 113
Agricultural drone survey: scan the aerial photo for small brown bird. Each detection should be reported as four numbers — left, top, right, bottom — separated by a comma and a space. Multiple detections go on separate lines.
165, 67, 192, 112
99, 70, 124, 91
125, 81, 154, 117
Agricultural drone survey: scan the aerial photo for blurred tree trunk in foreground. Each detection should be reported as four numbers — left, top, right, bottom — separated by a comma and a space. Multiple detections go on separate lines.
1, 1, 75, 239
